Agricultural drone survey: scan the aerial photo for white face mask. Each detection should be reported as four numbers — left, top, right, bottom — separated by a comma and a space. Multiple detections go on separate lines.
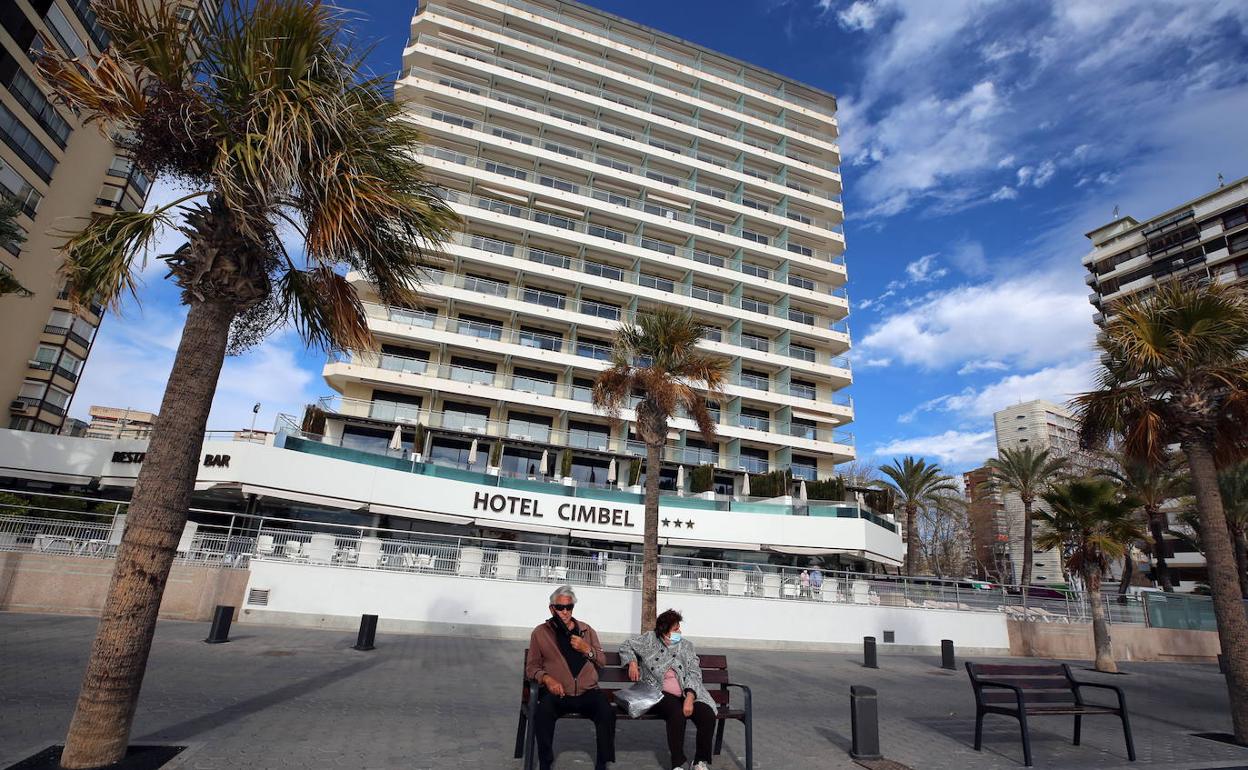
669, 632, 683, 644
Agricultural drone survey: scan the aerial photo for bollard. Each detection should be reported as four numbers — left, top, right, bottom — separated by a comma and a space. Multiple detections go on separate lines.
941, 639, 956, 670
850, 685, 882, 760
353, 614, 379, 651
863, 636, 878, 669
204, 605, 234, 644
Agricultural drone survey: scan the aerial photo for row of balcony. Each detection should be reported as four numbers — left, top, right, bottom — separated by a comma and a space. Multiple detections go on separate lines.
406, 65, 840, 189
435, 186, 849, 308
369, 266, 851, 360
417, 123, 842, 238
331, 345, 852, 411
457, 0, 837, 120
415, 21, 835, 152
319, 394, 853, 463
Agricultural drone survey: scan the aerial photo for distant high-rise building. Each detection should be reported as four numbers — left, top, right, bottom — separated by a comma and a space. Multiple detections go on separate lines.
992, 399, 1084, 584
318, 0, 853, 494
1084, 175, 1248, 323
1, 0, 217, 435
85, 405, 157, 441
963, 465, 1009, 582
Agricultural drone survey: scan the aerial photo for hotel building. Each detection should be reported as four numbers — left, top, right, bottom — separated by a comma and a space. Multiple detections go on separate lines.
1084, 175, 1248, 321
0, 0, 215, 435
320, 0, 853, 513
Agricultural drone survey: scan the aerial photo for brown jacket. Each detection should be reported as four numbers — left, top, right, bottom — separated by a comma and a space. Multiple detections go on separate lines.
525, 617, 606, 697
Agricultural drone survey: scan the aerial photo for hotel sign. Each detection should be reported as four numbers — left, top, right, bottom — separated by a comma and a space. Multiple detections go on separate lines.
472, 491, 637, 528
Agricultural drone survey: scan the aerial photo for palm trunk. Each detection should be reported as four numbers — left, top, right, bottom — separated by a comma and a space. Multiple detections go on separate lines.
1183, 441, 1248, 743
1148, 508, 1175, 592
1021, 496, 1034, 587
639, 440, 662, 633
1118, 551, 1134, 598
903, 502, 918, 575
1086, 567, 1116, 673
1234, 530, 1248, 599
60, 300, 236, 769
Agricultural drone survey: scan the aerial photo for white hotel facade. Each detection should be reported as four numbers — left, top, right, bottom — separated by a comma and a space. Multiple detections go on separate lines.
321, 0, 855, 496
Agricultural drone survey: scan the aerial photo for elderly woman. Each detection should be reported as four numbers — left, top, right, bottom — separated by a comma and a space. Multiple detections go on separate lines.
620, 609, 716, 770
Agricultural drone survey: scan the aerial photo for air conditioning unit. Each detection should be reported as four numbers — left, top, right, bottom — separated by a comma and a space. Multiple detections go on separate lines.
9, 400, 27, 412
27, 359, 41, 367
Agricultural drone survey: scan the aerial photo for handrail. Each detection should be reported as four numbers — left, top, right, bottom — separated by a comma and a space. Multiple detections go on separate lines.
414, 109, 844, 236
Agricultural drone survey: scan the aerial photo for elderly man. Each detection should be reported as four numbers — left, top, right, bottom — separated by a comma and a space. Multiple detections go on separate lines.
525, 585, 616, 770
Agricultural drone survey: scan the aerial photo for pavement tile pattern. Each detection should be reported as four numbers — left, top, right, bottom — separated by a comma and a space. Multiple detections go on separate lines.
2, 613, 1247, 770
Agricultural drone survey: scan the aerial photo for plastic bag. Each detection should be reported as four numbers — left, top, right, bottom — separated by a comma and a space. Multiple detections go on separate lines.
615, 682, 663, 718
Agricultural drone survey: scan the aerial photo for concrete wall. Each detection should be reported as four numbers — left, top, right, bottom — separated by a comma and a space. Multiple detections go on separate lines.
241, 560, 1012, 653
0, 552, 248, 621
1007, 619, 1221, 662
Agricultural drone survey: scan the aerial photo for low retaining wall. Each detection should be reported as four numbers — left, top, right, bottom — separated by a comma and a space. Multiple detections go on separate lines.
240, 559, 1013, 653
1007, 619, 1221, 662
0, 552, 248, 621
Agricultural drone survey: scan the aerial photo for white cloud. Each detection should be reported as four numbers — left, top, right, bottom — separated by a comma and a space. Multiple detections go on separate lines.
873, 429, 998, 467
904, 253, 947, 283
71, 306, 318, 433
836, 0, 881, 31
956, 359, 1009, 375
857, 356, 893, 368
989, 185, 1018, 201
857, 271, 1096, 370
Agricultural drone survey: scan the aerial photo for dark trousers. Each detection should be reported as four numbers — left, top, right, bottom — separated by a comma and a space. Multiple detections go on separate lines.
534, 689, 616, 770
649, 693, 716, 767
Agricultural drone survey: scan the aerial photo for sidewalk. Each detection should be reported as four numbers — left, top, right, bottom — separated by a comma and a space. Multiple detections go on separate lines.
2, 612, 1246, 769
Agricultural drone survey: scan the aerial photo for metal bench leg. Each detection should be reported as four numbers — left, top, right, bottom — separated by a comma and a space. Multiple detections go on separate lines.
713, 718, 726, 755
744, 715, 754, 770
1121, 709, 1136, 761
1018, 712, 1033, 767
1073, 714, 1082, 746
524, 725, 536, 770
514, 713, 527, 759
973, 710, 984, 751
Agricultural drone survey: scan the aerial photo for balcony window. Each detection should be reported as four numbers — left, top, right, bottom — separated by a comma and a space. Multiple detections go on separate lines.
456, 315, 503, 341
30, 345, 58, 370
0, 159, 42, 217
539, 175, 578, 194
690, 250, 725, 267
483, 160, 526, 180
0, 102, 57, 182
442, 401, 491, 434
639, 273, 675, 292
463, 274, 508, 297
576, 338, 612, 360
449, 357, 496, 386
691, 285, 724, 304
587, 223, 626, 243
469, 235, 516, 257
701, 327, 722, 342
107, 155, 133, 178
741, 198, 770, 212
739, 370, 769, 391
739, 408, 770, 432
594, 189, 629, 207
739, 447, 769, 474
696, 184, 729, 199
567, 421, 611, 450
480, 197, 523, 217
571, 377, 595, 402
646, 170, 681, 186
741, 230, 769, 246
584, 260, 624, 281
788, 344, 816, 362
534, 211, 575, 230
519, 326, 563, 351
787, 243, 814, 258
5, 67, 71, 148
528, 247, 570, 269
95, 184, 123, 208
581, 300, 620, 321
43, 5, 89, 59
390, 307, 436, 327
693, 216, 727, 233
512, 367, 557, 396
69, 316, 97, 347
790, 379, 817, 400
791, 456, 817, 481
522, 286, 566, 310
740, 333, 769, 352
790, 419, 818, 441
740, 297, 770, 315
379, 346, 428, 374
640, 237, 677, 256
491, 127, 533, 145
788, 308, 815, 325
431, 110, 475, 129
506, 413, 552, 443
741, 262, 771, 280
55, 350, 83, 381
370, 391, 423, 424
788, 274, 816, 291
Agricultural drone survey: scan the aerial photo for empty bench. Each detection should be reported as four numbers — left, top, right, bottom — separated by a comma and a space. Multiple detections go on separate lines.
966, 662, 1135, 766
515, 650, 752, 770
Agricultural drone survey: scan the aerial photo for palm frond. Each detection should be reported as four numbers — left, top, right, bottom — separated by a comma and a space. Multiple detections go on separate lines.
57, 207, 183, 311
277, 267, 371, 352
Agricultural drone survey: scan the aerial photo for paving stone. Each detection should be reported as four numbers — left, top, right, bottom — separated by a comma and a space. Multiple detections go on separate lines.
1, 613, 1247, 769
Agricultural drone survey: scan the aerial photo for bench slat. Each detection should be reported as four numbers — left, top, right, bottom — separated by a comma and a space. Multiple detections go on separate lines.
972, 664, 1065, 676
980, 678, 1071, 690
983, 691, 1075, 704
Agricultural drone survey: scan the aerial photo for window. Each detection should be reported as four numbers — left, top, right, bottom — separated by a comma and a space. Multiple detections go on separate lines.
787, 343, 816, 362
70, 316, 97, 346
42, 385, 71, 415
539, 175, 578, 194
567, 421, 611, 451
741, 297, 770, 315
576, 338, 611, 360
534, 211, 575, 230
527, 247, 569, 268
0, 102, 57, 181
739, 446, 769, 473
522, 286, 566, 309
788, 274, 816, 291
740, 333, 768, 352
30, 345, 58, 370
691, 285, 724, 304
2, 64, 71, 148
62, 0, 109, 50
96, 184, 123, 208
790, 419, 818, 440
739, 369, 769, 391
587, 223, 626, 242
740, 407, 770, 432
378, 345, 428, 374
491, 126, 532, 145
370, 391, 423, 423
638, 273, 675, 293
790, 455, 817, 480
56, 350, 83, 380
431, 110, 475, 129
741, 262, 771, 280
43, 5, 89, 60
463, 274, 508, 297
639, 237, 677, 256
790, 379, 816, 400
787, 243, 814, 258
584, 260, 623, 281
512, 367, 557, 396
741, 230, 769, 246
506, 413, 552, 442
581, 300, 620, 321
469, 235, 516, 257
788, 308, 815, 325
519, 326, 562, 351
0, 159, 42, 217
449, 357, 496, 385
456, 314, 502, 341
483, 160, 526, 180
691, 250, 725, 267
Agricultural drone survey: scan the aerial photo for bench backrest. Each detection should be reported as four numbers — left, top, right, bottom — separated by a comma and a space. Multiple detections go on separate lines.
966, 662, 1077, 706
522, 650, 735, 711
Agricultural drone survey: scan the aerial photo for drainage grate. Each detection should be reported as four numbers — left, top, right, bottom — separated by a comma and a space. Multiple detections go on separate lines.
882, 630, 895, 643
247, 588, 270, 606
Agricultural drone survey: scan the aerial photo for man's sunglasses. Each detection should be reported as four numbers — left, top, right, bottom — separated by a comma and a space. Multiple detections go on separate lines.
551, 603, 575, 611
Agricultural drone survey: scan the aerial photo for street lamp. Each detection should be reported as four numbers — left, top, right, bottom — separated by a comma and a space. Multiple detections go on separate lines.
249, 402, 261, 435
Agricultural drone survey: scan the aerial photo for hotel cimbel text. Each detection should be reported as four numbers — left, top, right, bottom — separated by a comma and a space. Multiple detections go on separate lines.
472, 492, 637, 528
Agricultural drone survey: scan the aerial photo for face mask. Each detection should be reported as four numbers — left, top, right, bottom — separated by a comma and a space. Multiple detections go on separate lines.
669, 632, 682, 644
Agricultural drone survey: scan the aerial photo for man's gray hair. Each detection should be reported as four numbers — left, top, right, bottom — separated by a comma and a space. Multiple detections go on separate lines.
549, 585, 577, 604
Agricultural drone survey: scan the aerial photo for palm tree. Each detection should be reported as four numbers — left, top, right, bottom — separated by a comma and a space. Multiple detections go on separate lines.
0, 196, 30, 297
878, 457, 959, 575
1217, 462, 1248, 598
1035, 479, 1144, 673
980, 446, 1069, 586
1098, 453, 1186, 592
592, 307, 727, 631
1076, 280, 1248, 741
36, 2, 458, 766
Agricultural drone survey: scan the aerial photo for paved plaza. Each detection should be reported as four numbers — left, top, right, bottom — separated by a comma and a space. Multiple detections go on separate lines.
2, 612, 1247, 770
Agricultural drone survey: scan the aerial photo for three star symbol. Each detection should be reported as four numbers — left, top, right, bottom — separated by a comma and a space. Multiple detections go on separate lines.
660, 518, 695, 529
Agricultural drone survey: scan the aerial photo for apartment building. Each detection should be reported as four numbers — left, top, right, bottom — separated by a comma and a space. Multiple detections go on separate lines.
1, 0, 215, 435
992, 400, 1085, 583
84, 405, 157, 441
1084, 175, 1248, 322
963, 465, 1009, 582
320, 0, 852, 496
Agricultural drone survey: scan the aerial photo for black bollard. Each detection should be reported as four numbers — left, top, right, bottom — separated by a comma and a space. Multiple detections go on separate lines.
850, 685, 882, 760
204, 605, 234, 644
941, 639, 956, 670
863, 636, 878, 669
353, 614, 378, 651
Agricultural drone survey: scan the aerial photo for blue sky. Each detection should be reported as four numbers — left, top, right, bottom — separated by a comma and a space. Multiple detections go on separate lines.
70, 0, 1248, 473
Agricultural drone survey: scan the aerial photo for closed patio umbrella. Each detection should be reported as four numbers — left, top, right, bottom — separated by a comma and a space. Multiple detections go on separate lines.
742, 473, 751, 497
389, 426, 403, 453
539, 449, 549, 476
799, 479, 808, 501
467, 438, 479, 466
607, 458, 617, 483
676, 465, 685, 495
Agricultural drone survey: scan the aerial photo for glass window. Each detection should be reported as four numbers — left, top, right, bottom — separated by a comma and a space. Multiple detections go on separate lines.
18, 380, 45, 400
518, 326, 562, 351
58, 350, 83, 376
0, 159, 42, 215
32, 345, 58, 367
44, 385, 71, 409
47, 310, 73, 331
0, 102, 57, 181
43, 5, 90, 59
506, 413, 552, 442
4, 67, 71, 148
71, 316, 97, 343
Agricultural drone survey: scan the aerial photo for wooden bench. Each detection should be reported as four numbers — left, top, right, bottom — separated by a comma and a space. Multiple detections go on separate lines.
515, 650, 752, 770
966, 662, 1135, 767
